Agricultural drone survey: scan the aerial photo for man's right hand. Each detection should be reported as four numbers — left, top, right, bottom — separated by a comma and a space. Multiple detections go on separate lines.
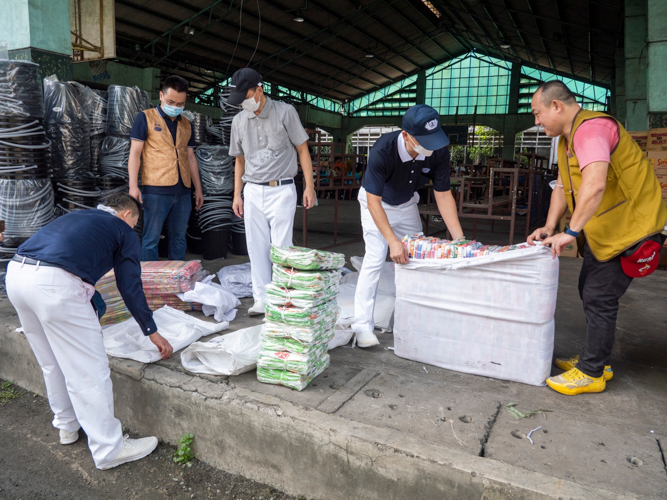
149, 332, 173, 359
527, 226, 554, 245
233, 195, 244, 218
389, 238, 409, 264
129, 186, 143, 205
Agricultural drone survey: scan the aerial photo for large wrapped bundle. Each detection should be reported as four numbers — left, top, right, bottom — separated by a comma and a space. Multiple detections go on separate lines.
106, 85, 150, 137
0, 178, 54, 248
195, 145, 235, 195
258, 245, 344, 391
270, 245, 345, 270
43, 76, 91, 178
98, 136, 130, 179
393, 245, 559, 386
0, 60, 44, 119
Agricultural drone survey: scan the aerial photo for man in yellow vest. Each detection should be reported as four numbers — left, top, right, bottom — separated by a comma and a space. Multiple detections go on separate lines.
128, 75, 204, 261
528, 80, 667, 395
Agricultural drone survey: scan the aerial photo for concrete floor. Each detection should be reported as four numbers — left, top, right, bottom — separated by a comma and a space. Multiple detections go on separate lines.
1, 198, 666, 499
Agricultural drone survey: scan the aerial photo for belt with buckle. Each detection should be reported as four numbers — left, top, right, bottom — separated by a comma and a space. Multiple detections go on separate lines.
252, 179, 294, 187
12, 255, 59, 268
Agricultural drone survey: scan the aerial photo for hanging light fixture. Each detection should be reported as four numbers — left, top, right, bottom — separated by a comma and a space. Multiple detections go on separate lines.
365, 53, 374, 58
293, 11, 304, 22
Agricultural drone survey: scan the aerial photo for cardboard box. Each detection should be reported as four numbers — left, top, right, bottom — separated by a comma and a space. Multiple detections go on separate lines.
628, 131, 648, 151
558, 211, 573, 233
648, 151, 667, 202
559, 242, 579, 258
647, 128, 667, 151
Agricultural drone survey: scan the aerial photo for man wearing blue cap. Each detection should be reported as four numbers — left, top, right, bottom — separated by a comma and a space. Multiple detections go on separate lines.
352, 104, 464, 348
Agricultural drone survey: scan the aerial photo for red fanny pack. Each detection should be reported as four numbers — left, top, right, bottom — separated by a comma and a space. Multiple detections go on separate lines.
620, 238, 663, 278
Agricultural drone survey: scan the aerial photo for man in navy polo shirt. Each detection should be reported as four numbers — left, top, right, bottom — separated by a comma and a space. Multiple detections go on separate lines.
353, 104, 464, 348
128, 75, 204, 261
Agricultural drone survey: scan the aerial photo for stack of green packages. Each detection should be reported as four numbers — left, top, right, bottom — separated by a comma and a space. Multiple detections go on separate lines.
257, 245, 345, 391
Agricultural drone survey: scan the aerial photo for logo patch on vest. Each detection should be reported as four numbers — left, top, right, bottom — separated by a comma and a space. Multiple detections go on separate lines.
154, 123, 162, 132
422, 167, 431, 173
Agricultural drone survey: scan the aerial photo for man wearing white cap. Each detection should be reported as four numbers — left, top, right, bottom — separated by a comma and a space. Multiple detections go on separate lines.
353, 104, 464, 347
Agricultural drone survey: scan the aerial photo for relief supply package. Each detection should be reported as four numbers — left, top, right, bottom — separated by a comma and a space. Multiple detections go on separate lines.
270, 245, 346, 270
103, 306, 228, 363
264, 300, 339, 327
264, 282, 339, 307
272, 264, 342, 291
217, 263, 252, 298
257, 343, 329, 374
264, 319, 337, 344
256, 354, 330, 391
393, 244, 559, 386
181, 324, 263, 376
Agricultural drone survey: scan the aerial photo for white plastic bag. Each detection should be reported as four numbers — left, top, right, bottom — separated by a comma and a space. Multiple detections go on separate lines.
350, 256, 396, 294
177, 278, 240, 322
181, 324, 264, 376
393, 245, 558, 386
328, 323, 354, 350
217, 263, 253, 298
336, 282, 395, 333
103, 306, 229, 363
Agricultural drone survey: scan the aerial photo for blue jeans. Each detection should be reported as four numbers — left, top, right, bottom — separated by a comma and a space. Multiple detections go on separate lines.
141, 193, 192, 261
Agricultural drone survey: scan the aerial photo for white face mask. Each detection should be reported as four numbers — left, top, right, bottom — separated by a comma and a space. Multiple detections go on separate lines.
242, 92, 260, 113
408, 135, 434, 157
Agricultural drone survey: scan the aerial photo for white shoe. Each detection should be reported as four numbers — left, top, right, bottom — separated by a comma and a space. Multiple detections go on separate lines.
59, 429, 79, 445
355, 330, 380, 348
248, 302, 265, 316
98, 435, 158, 470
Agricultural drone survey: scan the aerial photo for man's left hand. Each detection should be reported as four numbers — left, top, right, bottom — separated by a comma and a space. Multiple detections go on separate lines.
303, 186, 316, 209
194, 189, 204, 211
541, 232, 576, 259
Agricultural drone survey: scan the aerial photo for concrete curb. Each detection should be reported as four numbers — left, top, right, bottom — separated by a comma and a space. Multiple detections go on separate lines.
0, 328, 647, 500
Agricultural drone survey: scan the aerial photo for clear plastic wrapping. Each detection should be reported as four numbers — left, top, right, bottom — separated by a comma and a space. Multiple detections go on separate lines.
195, 145, 235, 194
99, 135, 130, 179
70, 82, 107, 136
0, 60, 44, 119
0, 178, 54, 244
106, 85, 151, 137
43, 76, 91, 179
182, 110, 211, 146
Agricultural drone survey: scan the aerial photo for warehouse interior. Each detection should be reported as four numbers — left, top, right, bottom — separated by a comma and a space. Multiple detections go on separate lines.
1, 1, 667, 499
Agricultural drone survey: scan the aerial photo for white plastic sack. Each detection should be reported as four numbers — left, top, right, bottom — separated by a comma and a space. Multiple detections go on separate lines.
328, 323, 354, 350
177, 278, 240, 322
350, 256, 396, 294
217, 263, 252, 298
103, 306, 229, 363
393, 245, 559, 386
336, 282, 395, 333
181, 324, 264, 376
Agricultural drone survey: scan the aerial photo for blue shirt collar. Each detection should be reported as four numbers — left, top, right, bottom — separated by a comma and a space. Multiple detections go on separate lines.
397, 132, 424, 162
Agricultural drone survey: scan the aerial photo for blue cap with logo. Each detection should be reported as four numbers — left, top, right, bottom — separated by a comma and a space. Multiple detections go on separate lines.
402, 104, 449, 150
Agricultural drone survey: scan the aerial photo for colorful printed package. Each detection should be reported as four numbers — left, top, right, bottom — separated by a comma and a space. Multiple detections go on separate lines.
270, 245, 346, 271
256, 354, 330, 391
271, 265, 341, 291
264, 300, 339, 327
264, 282, 339, 308
261, 333, 334, 355
263, 319, 337, 344
257, 343, 329, 374
402, 234, 532, 260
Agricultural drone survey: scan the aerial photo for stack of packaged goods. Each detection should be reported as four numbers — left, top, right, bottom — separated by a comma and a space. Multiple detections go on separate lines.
402, 234, 531, 260
95, 260, 207, 325
257, 246, 344, 391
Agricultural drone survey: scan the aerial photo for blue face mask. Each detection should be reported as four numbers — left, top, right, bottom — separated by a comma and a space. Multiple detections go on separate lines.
162, 103, 183, 117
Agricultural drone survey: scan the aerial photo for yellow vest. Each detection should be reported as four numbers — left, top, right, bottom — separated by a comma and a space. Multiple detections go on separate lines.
557, 109, 666, 261
140, 108, 192, 188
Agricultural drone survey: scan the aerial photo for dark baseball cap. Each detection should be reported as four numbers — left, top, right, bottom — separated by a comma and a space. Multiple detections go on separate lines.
402, 104, 449, 150
227, 68, 263, 105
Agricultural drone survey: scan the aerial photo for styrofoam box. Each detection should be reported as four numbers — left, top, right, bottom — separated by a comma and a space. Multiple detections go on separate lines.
393, 246, 559, 386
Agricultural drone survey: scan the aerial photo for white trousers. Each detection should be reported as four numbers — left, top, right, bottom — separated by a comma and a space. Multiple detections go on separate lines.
243, 182, 297, 303
352, 188, 422, 334
6, 261, 124, 468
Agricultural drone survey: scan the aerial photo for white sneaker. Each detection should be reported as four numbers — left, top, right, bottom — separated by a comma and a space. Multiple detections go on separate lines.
355, 330, 380, 348
248, 301, 265, 316
98, 435, 158, 470
59, 429, 79, 445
